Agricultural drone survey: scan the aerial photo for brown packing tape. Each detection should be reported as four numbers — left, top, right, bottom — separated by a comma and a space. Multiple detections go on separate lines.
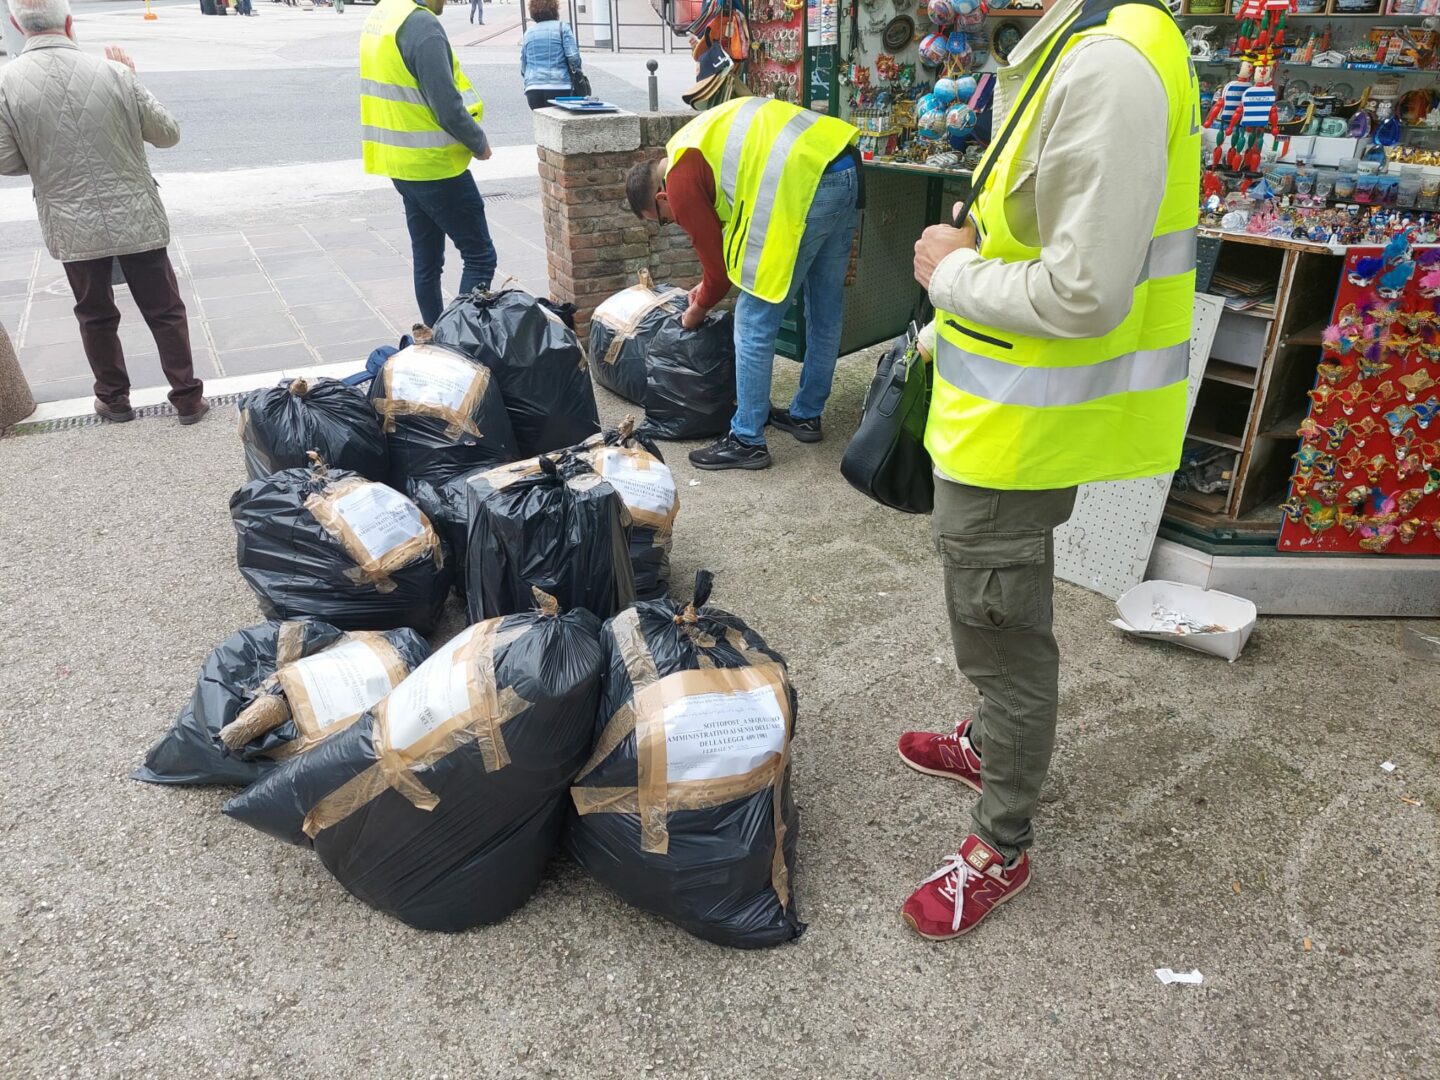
571, 754, 784, 818
473, 456, 544, 493
573, 663, 795, 864
371, 344, 490, 440
594, 285, 687, 366
304, 477, 442, 594
572, 608, 661, 783
723, 626, 776, 669
218, 694, 291, 754
301, 620, 532, 838
274, 630, 412, 745
275, 621, 307, 667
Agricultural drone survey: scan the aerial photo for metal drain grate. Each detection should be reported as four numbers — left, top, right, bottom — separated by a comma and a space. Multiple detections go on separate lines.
1, 393, 247, 439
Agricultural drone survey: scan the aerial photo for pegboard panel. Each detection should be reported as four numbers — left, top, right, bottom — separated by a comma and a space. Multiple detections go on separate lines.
838, 169, 940, 354
1054, 293, 1225, 599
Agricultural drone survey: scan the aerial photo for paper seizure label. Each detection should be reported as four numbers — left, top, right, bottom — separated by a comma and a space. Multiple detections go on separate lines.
388, 346, 480, 411
663, 684, 786, 783
332, 483, 424, 563
594, 286, 681, 329
384, 627, 475, 752
285, 638, 397, 732
593, 449, 676, 518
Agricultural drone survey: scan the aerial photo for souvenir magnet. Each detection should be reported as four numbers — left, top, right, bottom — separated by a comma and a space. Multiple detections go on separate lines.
1398, 488, 1426, 515
1415, 397, 1440, 429
1384, 405, 1417, 437
1350, 416, 1381, 445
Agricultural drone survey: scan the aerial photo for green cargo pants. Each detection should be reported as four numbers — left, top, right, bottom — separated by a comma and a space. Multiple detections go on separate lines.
932, 477, 1078, 861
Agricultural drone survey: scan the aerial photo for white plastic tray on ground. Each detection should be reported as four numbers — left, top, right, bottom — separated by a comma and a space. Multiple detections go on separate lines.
1111, 579, 1258, 663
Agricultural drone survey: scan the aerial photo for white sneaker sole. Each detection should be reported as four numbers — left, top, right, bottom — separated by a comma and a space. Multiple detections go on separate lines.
897, 747, 982, 794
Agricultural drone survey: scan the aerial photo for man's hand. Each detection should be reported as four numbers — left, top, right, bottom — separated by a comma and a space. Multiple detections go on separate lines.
913, 224, 977, 291
681, 302, 707, 331
105, 47, 136, 72
475, 145, 493, 162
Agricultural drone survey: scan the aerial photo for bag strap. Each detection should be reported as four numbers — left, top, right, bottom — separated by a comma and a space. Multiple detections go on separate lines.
952, 0, 1170, 228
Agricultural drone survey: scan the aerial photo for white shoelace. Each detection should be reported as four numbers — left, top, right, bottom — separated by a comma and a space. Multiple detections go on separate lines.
921, 852, 981, 932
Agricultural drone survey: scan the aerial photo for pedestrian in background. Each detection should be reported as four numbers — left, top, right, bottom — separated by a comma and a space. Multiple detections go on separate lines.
360, 0, 497, 327
0, 0, 208, 425
469, 0, 482, 25
520, 0, 582, 111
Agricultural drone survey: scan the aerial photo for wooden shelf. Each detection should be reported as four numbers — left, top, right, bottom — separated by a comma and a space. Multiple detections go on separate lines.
1187, 424, 1247, 452
1283, 320, 1327, 348
1204, 358, 1260, 389
1168, 489, 1230, 515
1226, 305, 1276, 321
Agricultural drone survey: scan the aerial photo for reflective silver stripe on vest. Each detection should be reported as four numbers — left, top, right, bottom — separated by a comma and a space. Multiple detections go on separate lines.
360, 125, 461, 150
935, 336, 1189, 408
738, 111, 820, 290
1136, 227, 1197, 286
718, 97, 768, 203
361, 80, 482, 110
360, 78, 426, 105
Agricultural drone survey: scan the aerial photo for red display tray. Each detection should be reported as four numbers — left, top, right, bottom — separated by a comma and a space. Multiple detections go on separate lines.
1276, 244, 1440, 555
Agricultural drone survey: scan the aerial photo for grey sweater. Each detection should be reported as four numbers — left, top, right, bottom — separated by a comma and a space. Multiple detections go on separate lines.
396, 3, 489, 159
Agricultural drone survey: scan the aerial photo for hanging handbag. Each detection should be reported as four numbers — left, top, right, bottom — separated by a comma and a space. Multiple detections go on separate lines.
839, 0, 1144, 514
841, 326, 935, 514
563, 25, 592, 97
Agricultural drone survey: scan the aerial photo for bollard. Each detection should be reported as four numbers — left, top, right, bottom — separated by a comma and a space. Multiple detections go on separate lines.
0, 321, 37, 431
647, 59, 659, 112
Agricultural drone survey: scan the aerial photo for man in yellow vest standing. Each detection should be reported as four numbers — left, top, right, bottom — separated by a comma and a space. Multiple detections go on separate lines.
898, 0, 1199, 939
624, 97, 861, 471
360, 0, 495, 326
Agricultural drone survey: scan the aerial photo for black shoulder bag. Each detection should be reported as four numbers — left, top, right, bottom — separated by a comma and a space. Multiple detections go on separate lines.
563, 25, 592, 97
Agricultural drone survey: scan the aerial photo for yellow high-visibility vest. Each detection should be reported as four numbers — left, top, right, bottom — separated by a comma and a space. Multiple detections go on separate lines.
666, 98, 858, 304
359, 0, 484, 181
927, 2, 1200, 490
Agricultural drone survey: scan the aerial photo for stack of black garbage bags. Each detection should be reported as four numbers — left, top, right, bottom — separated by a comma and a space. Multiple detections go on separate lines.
134, 286, 800, 949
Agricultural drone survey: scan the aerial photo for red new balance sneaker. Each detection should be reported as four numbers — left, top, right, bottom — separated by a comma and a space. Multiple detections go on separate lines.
901, 835, 1030, 941
897, 718, 982, 792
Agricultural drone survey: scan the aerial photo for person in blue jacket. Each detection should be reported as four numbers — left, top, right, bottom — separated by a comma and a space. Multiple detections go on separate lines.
520, 0, 582, 110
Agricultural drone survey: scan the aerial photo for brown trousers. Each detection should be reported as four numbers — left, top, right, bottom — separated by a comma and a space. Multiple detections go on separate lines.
63, 248, 204, 411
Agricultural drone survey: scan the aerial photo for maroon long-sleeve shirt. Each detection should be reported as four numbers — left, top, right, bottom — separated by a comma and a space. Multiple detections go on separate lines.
666, 151, 732, 311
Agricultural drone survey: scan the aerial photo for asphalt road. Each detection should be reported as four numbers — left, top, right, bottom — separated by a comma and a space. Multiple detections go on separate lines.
0, 63, 651, 179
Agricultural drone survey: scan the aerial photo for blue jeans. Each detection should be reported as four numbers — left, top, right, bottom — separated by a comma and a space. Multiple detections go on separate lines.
731, 164, 859, 445
392, 171, 498, 327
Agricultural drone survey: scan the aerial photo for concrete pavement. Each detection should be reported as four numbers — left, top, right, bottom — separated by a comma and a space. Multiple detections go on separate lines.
4, 198, 547, 404
1, 359, 1437, 1078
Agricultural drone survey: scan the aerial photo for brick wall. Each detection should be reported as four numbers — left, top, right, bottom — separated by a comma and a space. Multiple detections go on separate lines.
535, 109, 704, 340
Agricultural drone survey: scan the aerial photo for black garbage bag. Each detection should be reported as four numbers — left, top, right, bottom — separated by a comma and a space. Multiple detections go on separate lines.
565, 572, 803, 949
588, 273, 688, 405
133, 622, 430, 787
232, 458, 452, 633
238, 376, 389, 482
430, 288, 600, 457
637, 310, 736, 441
223, 598, 605, 932
368, 339, 517, 492
572, 422, 678, 600
465, 451, 635, 622
419, 420, 677, 600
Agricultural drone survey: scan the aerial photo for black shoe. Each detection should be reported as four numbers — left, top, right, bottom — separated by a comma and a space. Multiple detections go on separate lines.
688, 433, 771, 471
768, 405, 822, 443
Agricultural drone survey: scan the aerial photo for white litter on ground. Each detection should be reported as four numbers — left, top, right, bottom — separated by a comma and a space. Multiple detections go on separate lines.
1381, 761, 1397, 773
1155, 968, 1204, 986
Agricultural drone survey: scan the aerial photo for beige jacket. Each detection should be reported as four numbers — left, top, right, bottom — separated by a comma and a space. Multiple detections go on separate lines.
0, 35, 178, 262
923, 0, 1169, 349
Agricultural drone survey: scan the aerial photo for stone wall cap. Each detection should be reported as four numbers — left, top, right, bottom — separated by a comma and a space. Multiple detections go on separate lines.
533, 108, 644, 156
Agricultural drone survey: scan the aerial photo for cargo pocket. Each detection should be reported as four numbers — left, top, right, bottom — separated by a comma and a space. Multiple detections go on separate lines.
938, 532, 1048, 631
